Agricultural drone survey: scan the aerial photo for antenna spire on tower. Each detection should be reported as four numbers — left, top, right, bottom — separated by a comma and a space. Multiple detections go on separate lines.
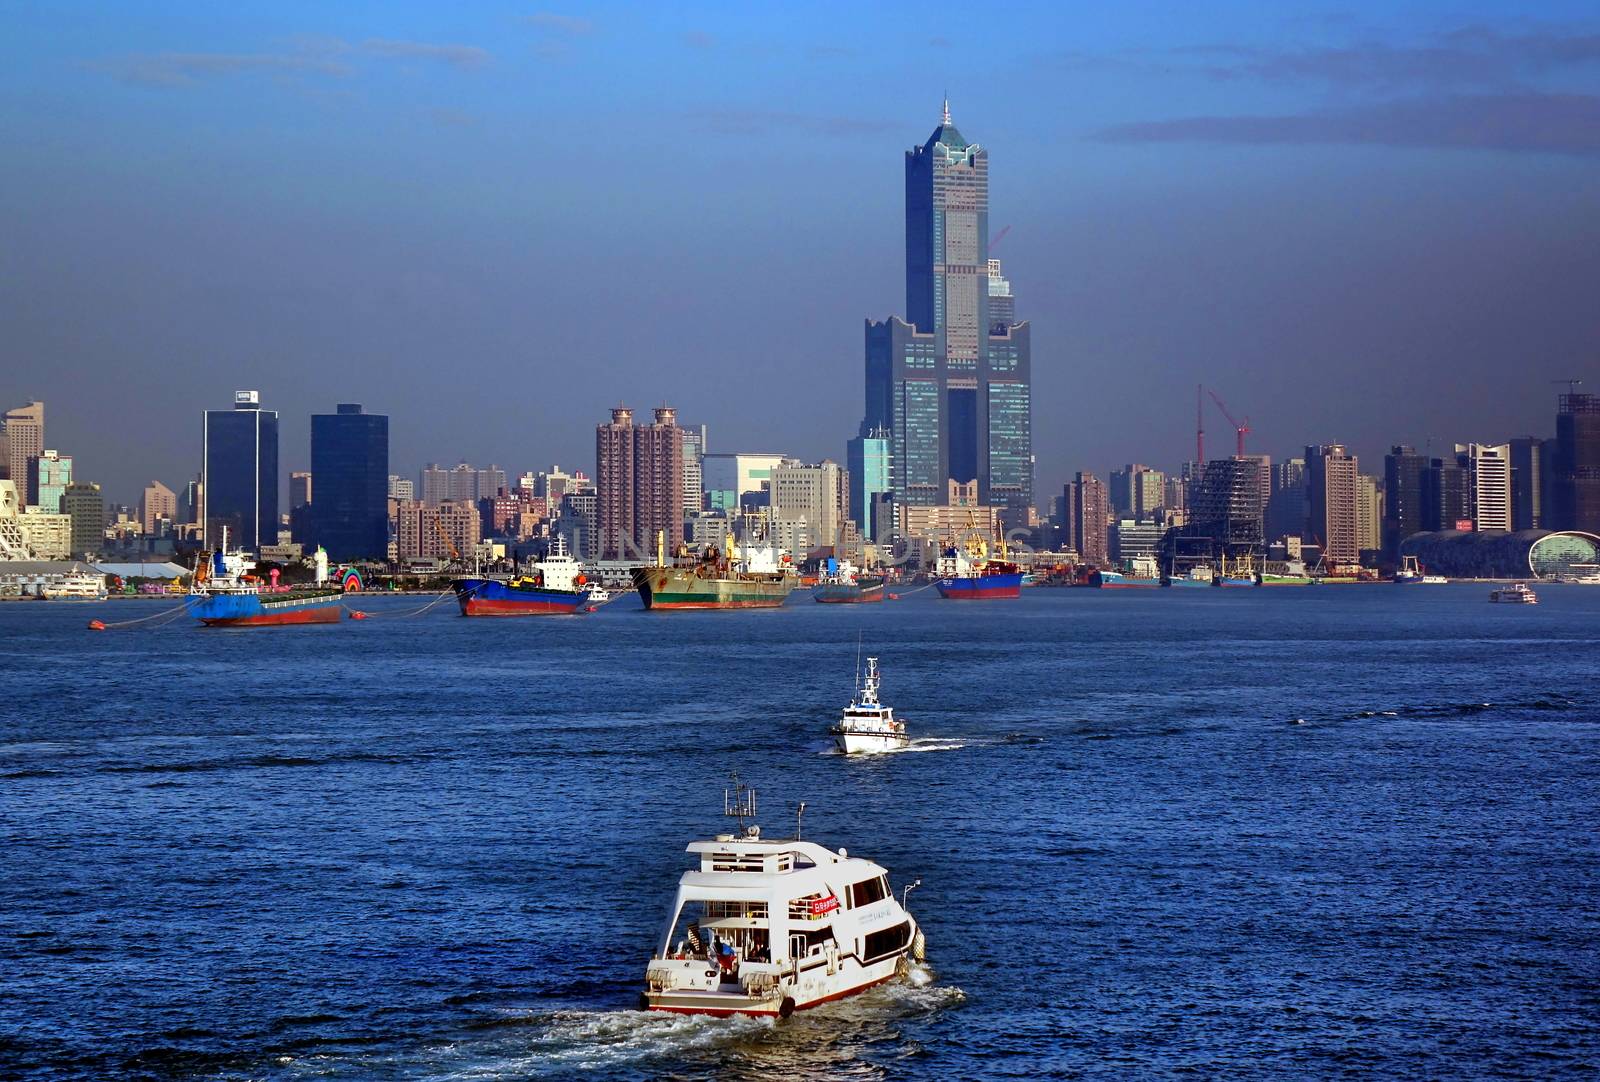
942, 93, 951, 126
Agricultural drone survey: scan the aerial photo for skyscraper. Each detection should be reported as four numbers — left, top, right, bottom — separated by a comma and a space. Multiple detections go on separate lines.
1266, 457, 1307, 542
3, 402, 44, 503
29, 450, 71, 512
682, 425, 707, 516
1109, 464, 1165, 522
1552, 392, 1600, 531
62, 481, 104, 558
1068, 472, 1110, 567
1509, 437, 1546, 531
1422, 457, 1469, 532
1355, 474, 1383, 555
311, 403, 390, 560
1306, 444, 1359, 567
203, 391, 278, 549
863, 100, 1032, 516
1383, 445, 1429, 556
141, 480, 176, 535
1455, 443, 1511, 532
596, 407, 684, 560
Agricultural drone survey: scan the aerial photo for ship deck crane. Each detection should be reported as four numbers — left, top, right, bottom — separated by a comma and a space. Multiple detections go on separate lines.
1207, 389, 1252, 457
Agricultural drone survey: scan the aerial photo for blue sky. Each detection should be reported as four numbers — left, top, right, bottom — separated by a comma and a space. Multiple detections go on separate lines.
4, 1, 1599, 505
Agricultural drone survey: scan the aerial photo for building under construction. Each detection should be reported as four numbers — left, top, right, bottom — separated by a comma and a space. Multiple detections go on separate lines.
1159, 458, 1266, 575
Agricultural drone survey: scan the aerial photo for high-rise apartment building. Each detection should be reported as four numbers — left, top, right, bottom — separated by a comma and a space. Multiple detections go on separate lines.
1422, 458, 1470, 531
682, 425, 707, 516
847, 427, 893, 542
3, 401, 44, 501
310, 404, 389, 560
1306, 444, 1359, 567
1509, 437, 1546, 531
141, 480, 177, 535
1552, 393, 1600, 532
29, 450, 71, 512
1383, 445, 1429, 556
596, 407, 684, 560
1455, 443, 1511, 532
1355, 474, 1383, 554
1109, 464, 1165, 522
863, 101, 1032, 514
203, 391, 279, 549
62, 481, 105, 557
420, 462, 506, 506
1067, 472, 1110, 567
387, 475, 415, 501
395, 498, 479, 561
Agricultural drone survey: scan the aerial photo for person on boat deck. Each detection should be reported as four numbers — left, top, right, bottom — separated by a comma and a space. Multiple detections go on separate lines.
716, 938, 738, 974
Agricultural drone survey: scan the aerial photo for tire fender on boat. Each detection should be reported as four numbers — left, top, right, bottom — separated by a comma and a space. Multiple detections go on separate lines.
778, 996, 796, 1019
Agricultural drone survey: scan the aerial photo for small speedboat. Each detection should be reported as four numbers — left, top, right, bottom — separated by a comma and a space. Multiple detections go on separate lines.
1489, 582, 1538, 604
641, 780, 925, 1017
830, 657, 908, 754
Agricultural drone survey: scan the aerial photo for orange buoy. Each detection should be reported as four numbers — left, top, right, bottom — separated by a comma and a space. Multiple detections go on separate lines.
88, 619, 107, 631
888, 594, 900, 601
349, 610, 369, 620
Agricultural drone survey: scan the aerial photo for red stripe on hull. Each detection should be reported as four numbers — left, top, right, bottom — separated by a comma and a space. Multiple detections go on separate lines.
936, 586, 1021, 599
199, 606, 342, 627
645, 972, 896, 1017
460, 598, 583, 616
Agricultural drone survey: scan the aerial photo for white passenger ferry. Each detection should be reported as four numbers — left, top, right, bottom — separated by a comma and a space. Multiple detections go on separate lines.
831, 657, 908, 754
642, 782, 925, 1017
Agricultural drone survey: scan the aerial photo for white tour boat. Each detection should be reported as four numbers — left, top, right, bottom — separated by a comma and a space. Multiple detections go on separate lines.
831, 656, 908, 755
41, 568, 108, 601
1489, 582, 1538, 604
642, 782, 925, 1018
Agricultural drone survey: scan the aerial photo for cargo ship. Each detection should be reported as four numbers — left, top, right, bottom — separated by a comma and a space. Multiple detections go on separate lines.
633, 532, 797, 610
1164, 565, 1214, 588
1091, 569, 1160, 588
933, 527, 1022, 600
453, 535, 591, 616
811, 558, 885, 604
188, 530, 343, 627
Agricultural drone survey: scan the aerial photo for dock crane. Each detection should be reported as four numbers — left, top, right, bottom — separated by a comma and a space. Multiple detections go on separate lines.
1207, 388, 1252, 457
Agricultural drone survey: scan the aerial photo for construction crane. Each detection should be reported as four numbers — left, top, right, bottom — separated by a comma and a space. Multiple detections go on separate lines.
430, 514, 460, 563
1196, 384, 1205, 465
1553, 378, 1584, 394
1208, 388, 1252, 457
988, 224, 1011, 253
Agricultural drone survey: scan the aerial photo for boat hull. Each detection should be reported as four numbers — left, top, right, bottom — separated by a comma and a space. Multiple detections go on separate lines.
190, 591, 343, 627
1091, 571, 1159, 588
812, 579, 885, 604
832, 730, 909, 755
644, 957, 902, 1017
1164, 577, 1213, 588
453, 578, 589, 616
934, 572, 1023, 599
632, 567, 793, 610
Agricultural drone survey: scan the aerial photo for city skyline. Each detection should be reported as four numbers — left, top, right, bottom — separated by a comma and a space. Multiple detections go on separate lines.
4, 4, 1598, 507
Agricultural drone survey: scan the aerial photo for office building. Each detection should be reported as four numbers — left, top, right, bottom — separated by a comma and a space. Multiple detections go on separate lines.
1552, 392, 1600, 532
1509, 437, 1546, 531
702, 453, 790, 512
1423, 457, 1470, 532
18, 506, 71, 559
203, 391, 279, 549
1455, 443, 1512, 533
3, 402, 44, 501
311, 404, 389, 561
62, 481, 105, 558
847, 427, 893, 542
595, 406, 684, 560
1265, 458, 1306, 542
29, 450, 71, 512
1110, 519, 1163, 565
1383, 445, 1429, 557
770, 460, 849, 551
289, 472, 312, 509
862, 100, 1032, 514
1306, 444, 1359, 567
141, 481, 177, 535
1185, 458, 1266, 554
558, 490, 599, 560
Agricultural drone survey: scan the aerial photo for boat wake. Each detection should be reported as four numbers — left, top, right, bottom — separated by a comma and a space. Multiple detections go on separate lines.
821, 738, 966, 756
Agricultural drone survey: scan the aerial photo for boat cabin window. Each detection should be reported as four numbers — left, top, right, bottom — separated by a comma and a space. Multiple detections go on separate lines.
862, 921, 911, 964
848, 875, 889, 908
665, 900, 770, 963
788, 891, 840, 921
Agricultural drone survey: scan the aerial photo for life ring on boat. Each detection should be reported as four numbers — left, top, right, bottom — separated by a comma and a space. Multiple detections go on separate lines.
576, 574, 587, 585
778, 996, 796, 1019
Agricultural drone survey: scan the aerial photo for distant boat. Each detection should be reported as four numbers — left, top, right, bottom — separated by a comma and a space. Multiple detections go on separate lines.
933, 520, 1022, 600
811, 559, 885, 604
1489, 582, 1538, 604
40, 567, 108, 601
830, 656, 908, 754
1395, 555, 1447, 585
1091, 569, 1159, 588
453, 535, 591, 616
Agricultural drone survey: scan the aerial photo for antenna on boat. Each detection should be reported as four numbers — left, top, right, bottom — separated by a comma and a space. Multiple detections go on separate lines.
854, 630, 863, 697
724, 772, 756, 833
795, 801, 806, 841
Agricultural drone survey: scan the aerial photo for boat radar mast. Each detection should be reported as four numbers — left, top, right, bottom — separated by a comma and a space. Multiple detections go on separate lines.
724, 773, 758, 836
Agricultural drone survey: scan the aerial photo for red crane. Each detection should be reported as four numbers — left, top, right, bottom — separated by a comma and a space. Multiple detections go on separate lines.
1207, 389, 1252, 457
988, 224, 1011, 253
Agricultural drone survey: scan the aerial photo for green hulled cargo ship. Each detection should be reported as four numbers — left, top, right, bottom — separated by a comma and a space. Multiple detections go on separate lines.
632, 534, 796, 610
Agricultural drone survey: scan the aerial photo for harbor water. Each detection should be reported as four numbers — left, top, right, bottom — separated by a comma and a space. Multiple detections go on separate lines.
2, 585, 1597, 1079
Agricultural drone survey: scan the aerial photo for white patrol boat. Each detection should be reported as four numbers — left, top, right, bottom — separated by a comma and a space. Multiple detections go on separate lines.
831, 657, 908, 755
642, 781, 925, 1018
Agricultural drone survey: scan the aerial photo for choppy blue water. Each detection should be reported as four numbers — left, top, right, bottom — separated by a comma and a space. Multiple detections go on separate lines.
2, 585, 1597, 1080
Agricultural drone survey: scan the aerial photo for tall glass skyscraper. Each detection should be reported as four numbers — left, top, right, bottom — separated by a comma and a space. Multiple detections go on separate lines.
203, 391, 279, 550
864, 100, 1032, 518
311, 403, 389, 560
